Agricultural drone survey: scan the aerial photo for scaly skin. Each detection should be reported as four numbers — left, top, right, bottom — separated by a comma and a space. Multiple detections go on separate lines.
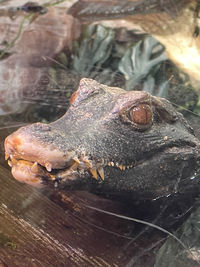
4, 78, 200, 199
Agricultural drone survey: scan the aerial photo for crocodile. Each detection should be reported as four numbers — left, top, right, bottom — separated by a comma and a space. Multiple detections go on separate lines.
4, 78, 200, 199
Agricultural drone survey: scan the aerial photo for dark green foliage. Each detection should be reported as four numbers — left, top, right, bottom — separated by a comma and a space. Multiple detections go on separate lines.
118, 36, 167, 90
72, 24, 117, 85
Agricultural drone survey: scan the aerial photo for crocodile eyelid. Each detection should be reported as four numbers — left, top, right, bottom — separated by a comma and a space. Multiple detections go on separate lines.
152, 97, 178, 122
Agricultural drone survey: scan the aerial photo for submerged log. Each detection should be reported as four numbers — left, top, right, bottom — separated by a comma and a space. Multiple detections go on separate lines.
0, 164, 127, 266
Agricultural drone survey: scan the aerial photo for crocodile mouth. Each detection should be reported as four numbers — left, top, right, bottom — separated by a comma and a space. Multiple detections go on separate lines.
5, 150, 137, 187
4, 128, 135, 187
4, 134, 103, 187
5, 153, 133, 187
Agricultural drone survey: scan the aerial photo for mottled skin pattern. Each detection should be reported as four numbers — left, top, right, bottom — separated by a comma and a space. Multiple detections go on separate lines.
4, 78, 200, 199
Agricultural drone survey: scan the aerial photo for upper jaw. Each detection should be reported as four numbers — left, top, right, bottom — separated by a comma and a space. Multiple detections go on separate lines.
4, 127, 108, 186
4, 126, 75, 186
4, 126, 76, 171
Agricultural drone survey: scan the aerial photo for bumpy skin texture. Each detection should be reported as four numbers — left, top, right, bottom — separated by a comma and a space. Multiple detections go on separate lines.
4, 78, 200, 199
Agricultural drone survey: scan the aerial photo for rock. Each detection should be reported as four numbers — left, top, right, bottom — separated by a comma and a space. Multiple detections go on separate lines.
0, 4, 80, 115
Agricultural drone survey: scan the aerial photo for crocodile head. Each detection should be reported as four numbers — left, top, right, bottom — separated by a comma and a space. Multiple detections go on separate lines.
4, 78, 200, 199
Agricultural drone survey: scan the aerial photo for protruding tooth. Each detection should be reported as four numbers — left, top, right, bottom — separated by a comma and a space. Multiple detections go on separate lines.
10, 156, 18, 165
108, 162, 111, 166
73, 156, 80, 164
98, 167, 104, 180
119, 165, 123, 170
71, 161, 79, 170
54, 181, 59, 188
50, 174, 55, 181
110, 162, 114, 167
89, 168, 98, 180
45, 162, 52, 172
8, 160, 13, 167
83, 158, 92, 168
116, 162, 119, 167
31, 162, 39, 173
122, 166, 126, 170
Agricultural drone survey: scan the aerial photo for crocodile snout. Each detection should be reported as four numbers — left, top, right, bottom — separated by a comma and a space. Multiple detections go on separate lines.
4, 123, 77, 186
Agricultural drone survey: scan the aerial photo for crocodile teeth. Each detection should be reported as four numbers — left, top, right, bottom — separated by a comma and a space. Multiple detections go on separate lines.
8, 160, 13, 167
50, 174, 56, 181
83, 158, 92, 168
89, 168, 98, 180
98, 167, 104, 180
45, 162, 52, 172
71, 161, 79, 170
10, 155, 18, 165
73, 156, 80, 164
119, 165, 123, 170
107, 161, 134, 170
31, 162, 39, 173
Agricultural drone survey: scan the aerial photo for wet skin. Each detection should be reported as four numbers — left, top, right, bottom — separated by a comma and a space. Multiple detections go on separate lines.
4, 78, 200, 199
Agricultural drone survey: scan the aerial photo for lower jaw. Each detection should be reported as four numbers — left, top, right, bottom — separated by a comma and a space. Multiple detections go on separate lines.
8, 158, 94, 187
8, 158, 54, 187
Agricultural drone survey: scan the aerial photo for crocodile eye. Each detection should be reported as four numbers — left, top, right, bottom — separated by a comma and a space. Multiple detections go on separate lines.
130, 104, 152, 125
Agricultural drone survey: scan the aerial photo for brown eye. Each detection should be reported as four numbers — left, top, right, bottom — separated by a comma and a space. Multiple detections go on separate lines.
130, 104, 152, 125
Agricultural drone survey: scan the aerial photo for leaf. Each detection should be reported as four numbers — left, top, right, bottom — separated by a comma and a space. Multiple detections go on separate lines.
72, 24, 115, 80
118, 36, 168, 90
